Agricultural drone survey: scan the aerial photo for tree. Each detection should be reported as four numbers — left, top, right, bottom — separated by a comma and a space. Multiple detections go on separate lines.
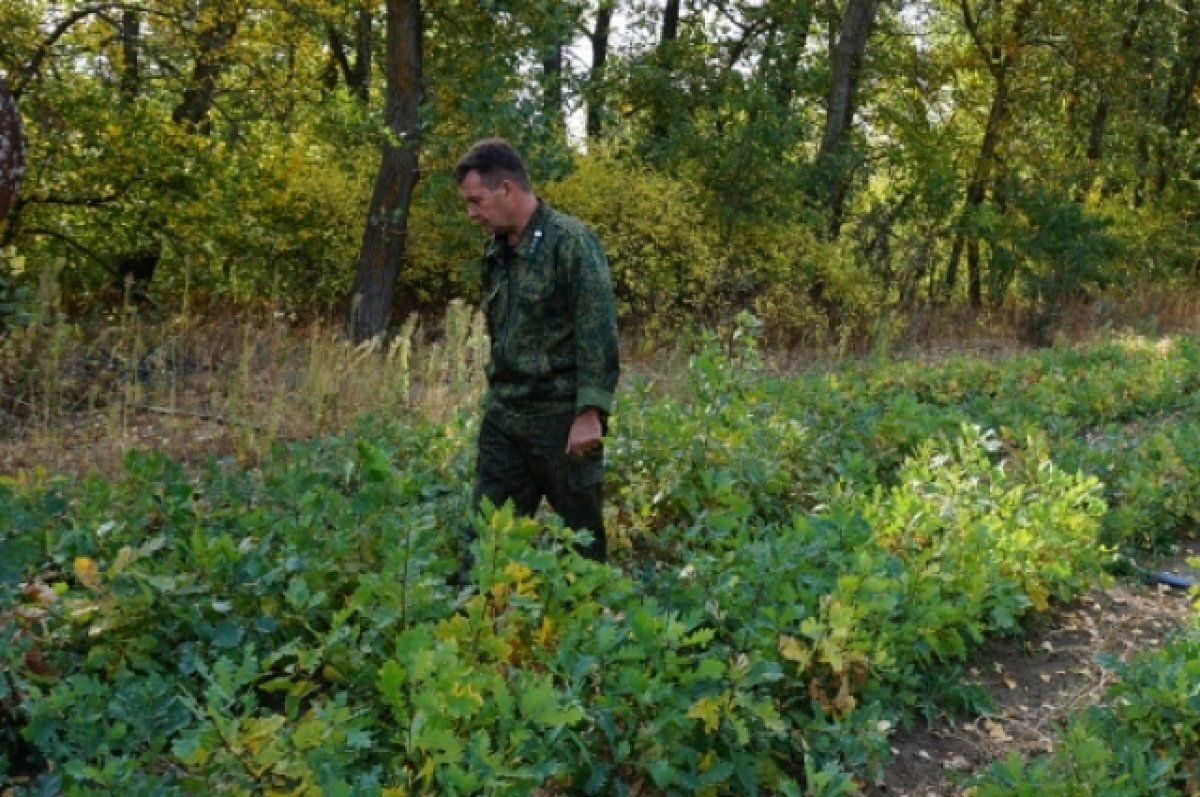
1078, 0, 1151, 199
349, 0, 422, 343
814, 0, 881, 239
586, 0, 616, 140
325, 3, 374, 103
944, 0, 1034, 308
0, 75, 23, 222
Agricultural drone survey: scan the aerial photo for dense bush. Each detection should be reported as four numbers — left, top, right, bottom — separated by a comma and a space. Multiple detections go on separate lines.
3, 330, 1199, 794
541, 150, 719, 332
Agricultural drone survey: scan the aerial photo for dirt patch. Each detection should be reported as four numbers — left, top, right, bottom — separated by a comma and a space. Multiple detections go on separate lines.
867, 540, 1199, 796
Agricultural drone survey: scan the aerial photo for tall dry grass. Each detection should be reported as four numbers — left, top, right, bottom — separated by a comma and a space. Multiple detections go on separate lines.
2, 284, 1198, 479
0, 299, 487, 477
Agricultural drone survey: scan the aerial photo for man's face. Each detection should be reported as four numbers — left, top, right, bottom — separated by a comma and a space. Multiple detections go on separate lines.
458, 171, 513, 237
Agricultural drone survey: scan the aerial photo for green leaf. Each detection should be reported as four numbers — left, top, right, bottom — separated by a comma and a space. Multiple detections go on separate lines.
519, 679, 582, 728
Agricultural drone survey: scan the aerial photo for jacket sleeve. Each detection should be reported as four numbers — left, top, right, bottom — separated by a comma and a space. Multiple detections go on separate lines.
565, 228, 620, 416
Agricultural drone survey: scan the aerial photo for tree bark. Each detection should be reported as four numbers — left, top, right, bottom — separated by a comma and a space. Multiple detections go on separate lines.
355, 6, 373, 100
813, 0, 879, 239
543, 41, 564, 129
1079, 0, 1150, 198
946, 72, 1007, 305
945, 0, 1031, 307
1154, 0, 1200, 196
327, 8, 373, 104
120, 8, 141, 101
587, 2, 614, 141
349, 0, 422, 343
0, 76, 25, 223
172, 0, 242, 132
662, 0, 681, 44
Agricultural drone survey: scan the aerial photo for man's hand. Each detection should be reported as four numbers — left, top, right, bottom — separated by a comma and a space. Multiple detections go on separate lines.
566, 408, 604, 457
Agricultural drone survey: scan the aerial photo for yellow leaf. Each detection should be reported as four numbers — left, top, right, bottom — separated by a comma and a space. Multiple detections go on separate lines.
687, 695, 722, 733
1027, 581, 1050, 612
984, 719, 1010, 741
534, 616, 556, 648
110, 546, 136, 576
778, 634, 811, 667
833, 678, 857, 714
504, 562, 533, 583
73, 557, 100, 589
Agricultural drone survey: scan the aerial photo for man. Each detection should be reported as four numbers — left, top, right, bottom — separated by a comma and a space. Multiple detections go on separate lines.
454, 137, 619, 566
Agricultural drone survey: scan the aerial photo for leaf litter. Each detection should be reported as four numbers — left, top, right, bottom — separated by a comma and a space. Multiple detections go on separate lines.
866, 538, 1199, 797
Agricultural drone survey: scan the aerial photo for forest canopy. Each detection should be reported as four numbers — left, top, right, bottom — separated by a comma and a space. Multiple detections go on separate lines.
2, 0, 1199, 345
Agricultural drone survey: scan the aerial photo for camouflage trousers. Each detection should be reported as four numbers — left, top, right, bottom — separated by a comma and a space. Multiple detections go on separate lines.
468, 407, 607, 564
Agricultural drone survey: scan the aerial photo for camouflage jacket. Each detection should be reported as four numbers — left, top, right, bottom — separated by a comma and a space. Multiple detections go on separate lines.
480, 200, 619, 417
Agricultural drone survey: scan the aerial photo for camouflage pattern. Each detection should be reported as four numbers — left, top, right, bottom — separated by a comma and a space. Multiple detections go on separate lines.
462, 199, 617, 568
480, 200, 620, 417
471, 408, 606, 562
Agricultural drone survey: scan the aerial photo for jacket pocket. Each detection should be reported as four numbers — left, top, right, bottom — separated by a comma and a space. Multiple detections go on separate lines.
567, 448, 604, 491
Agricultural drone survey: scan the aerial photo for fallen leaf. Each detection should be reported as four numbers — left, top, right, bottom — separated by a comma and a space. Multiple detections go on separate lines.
984, 719, 1010, 742
944, 754, 972, 771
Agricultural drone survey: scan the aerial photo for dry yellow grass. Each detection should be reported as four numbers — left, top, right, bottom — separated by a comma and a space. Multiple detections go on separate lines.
2, 286, 1199, 479
0, 300, 487, 477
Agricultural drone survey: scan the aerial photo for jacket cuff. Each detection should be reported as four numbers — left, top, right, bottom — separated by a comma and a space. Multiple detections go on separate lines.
576, 387, 614, 416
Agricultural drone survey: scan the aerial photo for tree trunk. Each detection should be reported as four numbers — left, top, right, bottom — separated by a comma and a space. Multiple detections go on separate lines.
542, 41, 564, 130
945, 0, 1031, 307
947, 78, 1007, 302
1079, 0, 1150, 198
0, 76, 25, 224
587, 2, 613, 141
644, 0, 684, 149
327, 6, 373, 103
966, 236, 982, 308
813, 0, 879, 239
349, 0, 422, 343
120, 8, 140, 101
662, 0, 680, 43
355, 5, 373, 99
172, 0, 242, 132
1154, 0, 1200, 197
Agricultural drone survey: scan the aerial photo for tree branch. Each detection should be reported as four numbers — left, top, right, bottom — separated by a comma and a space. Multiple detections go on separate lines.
15, 2, 189, 101
16, 3, 128, 100
21, 227, 118, 277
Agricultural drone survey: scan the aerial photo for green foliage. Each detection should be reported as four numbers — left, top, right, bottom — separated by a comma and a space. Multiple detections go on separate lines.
0, 248, 36, 328
3, 330, 1200, 793
540, 150, 718, 331
7, 0, 1200, 327
970, 627, 1200, 796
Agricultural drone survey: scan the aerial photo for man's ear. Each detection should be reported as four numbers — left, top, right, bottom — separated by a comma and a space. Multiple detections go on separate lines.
499, 179, 515, 199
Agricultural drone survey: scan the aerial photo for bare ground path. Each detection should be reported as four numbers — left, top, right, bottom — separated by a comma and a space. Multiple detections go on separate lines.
867, 539, 1199, 797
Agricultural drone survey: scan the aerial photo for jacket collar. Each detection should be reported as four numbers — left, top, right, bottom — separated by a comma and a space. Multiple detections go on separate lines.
486, 199, 548, 263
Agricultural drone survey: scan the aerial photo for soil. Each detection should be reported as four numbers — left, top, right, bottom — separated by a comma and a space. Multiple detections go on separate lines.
866, 538, 1200, 797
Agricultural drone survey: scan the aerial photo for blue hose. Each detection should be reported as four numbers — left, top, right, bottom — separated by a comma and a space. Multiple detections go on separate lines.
1145, 570, 1200, 590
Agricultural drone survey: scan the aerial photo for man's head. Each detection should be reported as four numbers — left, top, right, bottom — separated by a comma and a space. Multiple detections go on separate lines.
454, 138, 537, 241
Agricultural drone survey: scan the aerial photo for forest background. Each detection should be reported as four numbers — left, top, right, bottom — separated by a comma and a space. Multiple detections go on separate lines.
4, 0, 1200, 352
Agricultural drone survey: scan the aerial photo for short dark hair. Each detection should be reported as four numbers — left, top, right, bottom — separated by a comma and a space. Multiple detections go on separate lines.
453, 138, 531, 191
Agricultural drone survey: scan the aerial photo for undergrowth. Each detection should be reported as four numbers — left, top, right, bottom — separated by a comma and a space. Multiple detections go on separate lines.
2, 318, 1198, 794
